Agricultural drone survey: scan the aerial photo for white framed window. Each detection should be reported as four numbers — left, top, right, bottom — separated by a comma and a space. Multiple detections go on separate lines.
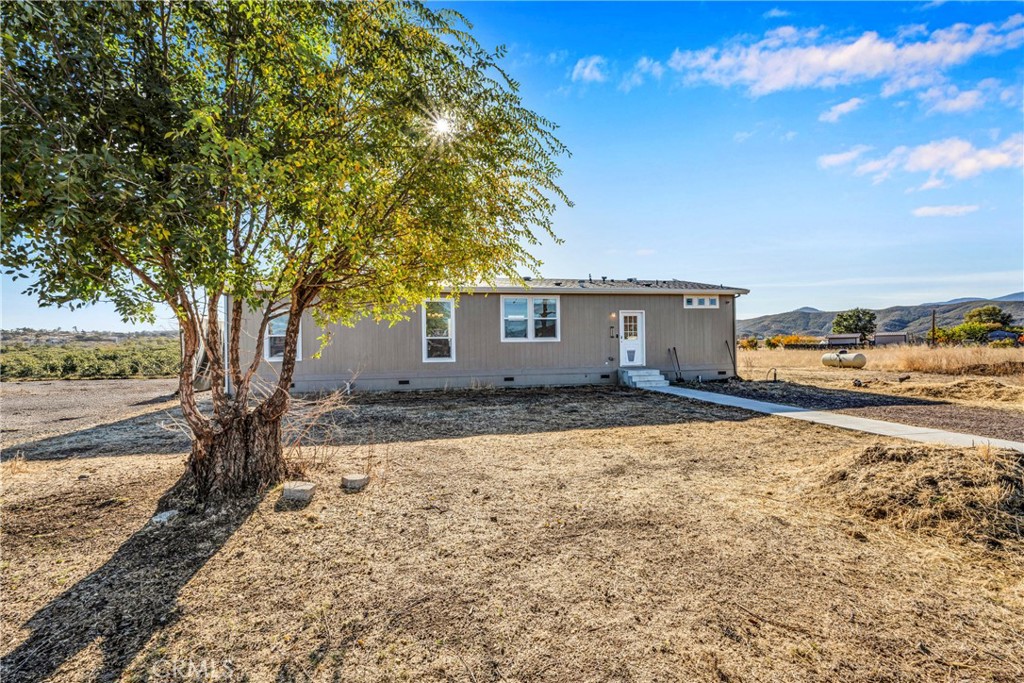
422, 299, 455, 362
684, 295, 720, 309
501, 295, 560, 342
265, 315, 301, 362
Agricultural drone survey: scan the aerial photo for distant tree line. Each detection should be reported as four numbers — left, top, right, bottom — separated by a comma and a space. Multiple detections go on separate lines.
738, 305, 1021, 350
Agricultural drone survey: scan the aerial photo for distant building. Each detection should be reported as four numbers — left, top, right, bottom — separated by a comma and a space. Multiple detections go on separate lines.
824, 333, 862, 347
873, 332, 907, 346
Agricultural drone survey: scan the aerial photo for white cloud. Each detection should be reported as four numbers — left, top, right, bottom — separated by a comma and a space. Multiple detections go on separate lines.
763, 8, 790, 19
854, 133, 1024, 182
572, 55, 608, 83
912, 204, 980, 217
667, 14, 1024, 96
918, 177, 946, 190
620, 56, 665, 92
782, 130, 798, 142
919, 84, 985, 113
817, 144, 873, 168
917, 79, 1007, 114
734, 130, 755, 143
819, 97, 866, 122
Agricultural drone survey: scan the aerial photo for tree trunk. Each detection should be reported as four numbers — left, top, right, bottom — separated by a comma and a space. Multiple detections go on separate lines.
160, 412, 286, 510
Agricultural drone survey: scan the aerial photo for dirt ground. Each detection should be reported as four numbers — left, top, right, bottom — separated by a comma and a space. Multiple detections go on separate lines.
1, 381, 1023, 682
1, 379, 182, 456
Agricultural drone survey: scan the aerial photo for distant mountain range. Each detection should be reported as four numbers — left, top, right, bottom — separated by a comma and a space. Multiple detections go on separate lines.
738, 293, 1024, 338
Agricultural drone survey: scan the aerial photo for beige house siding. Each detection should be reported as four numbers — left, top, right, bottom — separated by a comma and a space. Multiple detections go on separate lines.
237, 292, 739, 392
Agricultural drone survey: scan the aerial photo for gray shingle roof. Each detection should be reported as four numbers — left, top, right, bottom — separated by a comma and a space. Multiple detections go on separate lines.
463, 277, 749, 295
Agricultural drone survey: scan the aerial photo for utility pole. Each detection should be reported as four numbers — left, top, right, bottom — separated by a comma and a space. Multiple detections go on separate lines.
930, 309, 937, 347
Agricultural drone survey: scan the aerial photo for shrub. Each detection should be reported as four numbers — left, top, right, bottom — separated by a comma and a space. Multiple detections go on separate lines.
964, 305, 1014, 327
763, 336, 782, 349
738, 337, 759, 351
779, 334, 819, 346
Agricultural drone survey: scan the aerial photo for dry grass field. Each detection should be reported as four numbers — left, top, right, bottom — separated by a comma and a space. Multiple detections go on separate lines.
1, 381, 1023, 682
739, 346, 1024, 383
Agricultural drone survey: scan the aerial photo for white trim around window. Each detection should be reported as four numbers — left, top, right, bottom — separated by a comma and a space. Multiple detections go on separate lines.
265, 315, 301, 362
422, 299, 456, 362
684, 295, 720, 309
500, 295, 561, 342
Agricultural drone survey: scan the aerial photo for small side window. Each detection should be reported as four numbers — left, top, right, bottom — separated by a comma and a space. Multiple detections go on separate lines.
684, 295, 721, 309
265, 315, 301, 361
423, 299, 455, 362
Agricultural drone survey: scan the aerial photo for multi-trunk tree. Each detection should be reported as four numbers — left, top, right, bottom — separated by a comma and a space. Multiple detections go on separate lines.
2, 0, 569, 505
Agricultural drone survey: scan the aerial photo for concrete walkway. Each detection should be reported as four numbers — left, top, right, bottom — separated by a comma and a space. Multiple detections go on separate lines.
648, 385, 1024, 453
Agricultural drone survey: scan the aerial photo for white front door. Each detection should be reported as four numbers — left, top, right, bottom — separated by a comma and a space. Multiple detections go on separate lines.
619, 310, 646, 367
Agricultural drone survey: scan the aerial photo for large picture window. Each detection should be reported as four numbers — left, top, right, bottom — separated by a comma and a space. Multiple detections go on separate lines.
422, 299, 455, 362
501, 295, 560, 342
265, 315, 301, 361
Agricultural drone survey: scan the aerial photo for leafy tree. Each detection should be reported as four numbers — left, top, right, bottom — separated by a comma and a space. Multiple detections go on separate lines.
831, 308, 876, 342
2, 1, 568, 505
964, 305, 1013, 328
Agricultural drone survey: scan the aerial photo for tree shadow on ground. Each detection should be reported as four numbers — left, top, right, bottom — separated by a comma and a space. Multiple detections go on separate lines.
0, 503, 256, 683
4, 384, 975, 462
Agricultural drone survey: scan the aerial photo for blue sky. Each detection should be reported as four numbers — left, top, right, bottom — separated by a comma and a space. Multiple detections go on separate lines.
3, 1, 1022, 330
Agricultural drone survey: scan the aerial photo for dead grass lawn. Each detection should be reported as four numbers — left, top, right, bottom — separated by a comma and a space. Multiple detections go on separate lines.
2, 386, 1023, 682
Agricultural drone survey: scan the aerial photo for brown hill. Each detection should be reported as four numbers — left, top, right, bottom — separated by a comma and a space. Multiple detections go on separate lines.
738, 299, 1024, 338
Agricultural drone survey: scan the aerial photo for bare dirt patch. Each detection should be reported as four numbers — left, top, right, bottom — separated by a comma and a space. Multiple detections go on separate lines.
2, 384, 1023, 681
1, 379, 181, 458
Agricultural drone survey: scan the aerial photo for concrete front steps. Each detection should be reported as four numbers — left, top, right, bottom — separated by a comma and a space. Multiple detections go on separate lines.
618, 368, 670, 389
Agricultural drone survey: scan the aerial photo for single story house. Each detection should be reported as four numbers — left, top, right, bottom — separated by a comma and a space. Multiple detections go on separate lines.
230, 277, 750, 393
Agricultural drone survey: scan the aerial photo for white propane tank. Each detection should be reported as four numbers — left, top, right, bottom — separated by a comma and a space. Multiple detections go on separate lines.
821, 352, 867, 368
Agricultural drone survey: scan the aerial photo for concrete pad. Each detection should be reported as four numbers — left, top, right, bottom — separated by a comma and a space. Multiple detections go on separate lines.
282, 480, 316, 502
648, 385, 1024, 453
342, 473, 369, 492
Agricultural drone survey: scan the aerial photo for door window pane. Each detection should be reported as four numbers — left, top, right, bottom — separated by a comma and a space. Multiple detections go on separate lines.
623, 315, 638, 340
